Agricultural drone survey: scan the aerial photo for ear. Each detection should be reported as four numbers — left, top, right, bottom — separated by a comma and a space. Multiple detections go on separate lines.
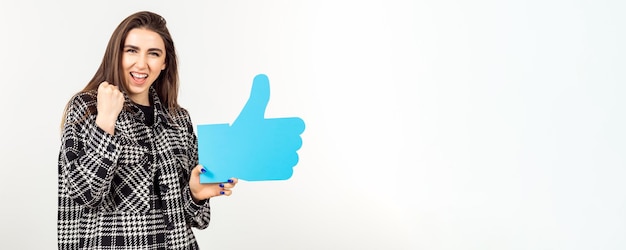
161, 63, 166, 70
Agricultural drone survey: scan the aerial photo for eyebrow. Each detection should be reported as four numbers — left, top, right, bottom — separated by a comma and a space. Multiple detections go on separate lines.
124, 45, 164, 53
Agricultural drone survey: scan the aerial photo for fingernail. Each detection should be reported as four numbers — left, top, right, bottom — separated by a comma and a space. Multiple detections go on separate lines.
200, 168, 206, 173
220, 191, 225, 195
227, 179, 234, 183
219, 183, 224, 188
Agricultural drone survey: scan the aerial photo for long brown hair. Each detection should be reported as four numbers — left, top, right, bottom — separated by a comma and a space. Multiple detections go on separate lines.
61, 11, 180, 129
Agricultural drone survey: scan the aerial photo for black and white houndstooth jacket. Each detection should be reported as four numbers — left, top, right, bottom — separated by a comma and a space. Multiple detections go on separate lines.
58, 88, 210, 249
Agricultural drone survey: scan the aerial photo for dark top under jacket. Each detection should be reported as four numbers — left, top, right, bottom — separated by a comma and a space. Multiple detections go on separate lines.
58, 87, 210, 250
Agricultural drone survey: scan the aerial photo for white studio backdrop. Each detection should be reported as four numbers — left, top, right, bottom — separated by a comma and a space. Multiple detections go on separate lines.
1, 0, 625, 249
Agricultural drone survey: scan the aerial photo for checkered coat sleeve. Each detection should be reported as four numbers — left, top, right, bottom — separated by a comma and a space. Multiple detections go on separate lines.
58, 90, 211, 249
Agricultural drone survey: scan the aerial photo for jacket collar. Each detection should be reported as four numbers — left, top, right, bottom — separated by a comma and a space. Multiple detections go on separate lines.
124, 87, 179, 129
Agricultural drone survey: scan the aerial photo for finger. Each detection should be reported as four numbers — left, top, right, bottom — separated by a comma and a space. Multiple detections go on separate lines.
192, 164, 205, 176
98, 82, 109, 94
233, 74, 270, 125
113, 86, 124, 97
219, 178, 238, 188
220, 189, 233, 196
99, 81, 122, 92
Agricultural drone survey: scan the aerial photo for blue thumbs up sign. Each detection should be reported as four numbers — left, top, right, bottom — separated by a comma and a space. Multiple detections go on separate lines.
198, 74, 306, 183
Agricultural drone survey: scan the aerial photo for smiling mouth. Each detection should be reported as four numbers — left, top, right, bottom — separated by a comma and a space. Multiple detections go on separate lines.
131, 72, 148, 79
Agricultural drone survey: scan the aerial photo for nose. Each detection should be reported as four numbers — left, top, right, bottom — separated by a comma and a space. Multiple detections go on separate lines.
135, 54, 147, 69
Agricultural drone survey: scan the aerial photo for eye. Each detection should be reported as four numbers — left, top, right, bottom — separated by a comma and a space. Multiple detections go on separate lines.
149, 52, 161, 57
125, 48, 137, 53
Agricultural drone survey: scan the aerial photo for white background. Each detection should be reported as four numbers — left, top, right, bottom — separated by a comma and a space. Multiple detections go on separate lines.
1, 0, 625, 249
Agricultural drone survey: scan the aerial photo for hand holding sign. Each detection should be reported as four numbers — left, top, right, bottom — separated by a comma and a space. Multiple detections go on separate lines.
198, 74, 305, 183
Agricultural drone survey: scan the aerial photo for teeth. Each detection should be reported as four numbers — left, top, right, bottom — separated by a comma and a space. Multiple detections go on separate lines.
131, 72, 148, 79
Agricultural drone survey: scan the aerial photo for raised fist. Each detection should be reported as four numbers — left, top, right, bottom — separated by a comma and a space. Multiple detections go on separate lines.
95, 81, 125, 134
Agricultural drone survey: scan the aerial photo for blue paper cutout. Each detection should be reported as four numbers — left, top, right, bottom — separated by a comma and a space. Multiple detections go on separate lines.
198, 74, 305, 183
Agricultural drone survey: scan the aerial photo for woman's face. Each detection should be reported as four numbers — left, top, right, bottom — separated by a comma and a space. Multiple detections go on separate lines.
122, 28, 166, 105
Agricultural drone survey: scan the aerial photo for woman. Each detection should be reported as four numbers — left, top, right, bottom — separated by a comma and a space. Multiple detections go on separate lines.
58, 11, 237, 249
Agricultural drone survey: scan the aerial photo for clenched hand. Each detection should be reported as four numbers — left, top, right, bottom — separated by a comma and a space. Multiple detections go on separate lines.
95, 81, 125, 135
